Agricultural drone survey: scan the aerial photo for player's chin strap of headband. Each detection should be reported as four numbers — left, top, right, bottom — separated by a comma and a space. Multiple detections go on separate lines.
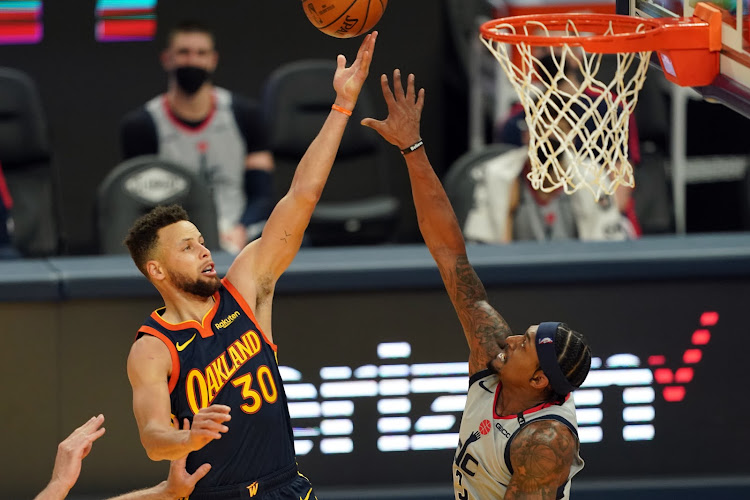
535, 322, 575, 397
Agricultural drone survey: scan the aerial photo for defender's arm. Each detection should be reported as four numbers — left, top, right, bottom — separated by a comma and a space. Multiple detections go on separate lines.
362, 71, 512, 375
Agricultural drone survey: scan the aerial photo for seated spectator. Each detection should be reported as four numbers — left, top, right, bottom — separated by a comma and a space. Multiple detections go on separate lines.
472, 55, 640, 242
34, 414, 210, 500
120, 21, 274, 254
495, 52, 642, 169
462, 142, 639, 243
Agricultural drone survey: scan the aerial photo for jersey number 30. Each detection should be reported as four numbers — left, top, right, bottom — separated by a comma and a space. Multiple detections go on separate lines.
231, 365, 279, 414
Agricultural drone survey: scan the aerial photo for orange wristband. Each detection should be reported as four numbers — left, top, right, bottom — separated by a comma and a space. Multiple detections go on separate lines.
331, 104, 353, 117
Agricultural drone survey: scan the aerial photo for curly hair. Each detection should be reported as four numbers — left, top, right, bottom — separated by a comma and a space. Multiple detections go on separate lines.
124, 205, 190, 277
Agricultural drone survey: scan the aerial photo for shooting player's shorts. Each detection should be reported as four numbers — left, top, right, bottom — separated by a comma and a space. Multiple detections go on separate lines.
187, 464, 317, 500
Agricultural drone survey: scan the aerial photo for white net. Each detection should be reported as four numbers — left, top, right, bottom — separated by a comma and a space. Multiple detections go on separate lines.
482, 19, 653, 200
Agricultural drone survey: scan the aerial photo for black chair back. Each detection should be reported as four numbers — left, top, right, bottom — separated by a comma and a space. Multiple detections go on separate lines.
97, 155, 220, 254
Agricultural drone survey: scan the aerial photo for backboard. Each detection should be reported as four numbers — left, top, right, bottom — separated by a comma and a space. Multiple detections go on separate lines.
617, 0, 750, 118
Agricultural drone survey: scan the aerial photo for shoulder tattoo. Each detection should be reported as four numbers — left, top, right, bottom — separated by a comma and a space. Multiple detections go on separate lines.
507, 420, 577, 498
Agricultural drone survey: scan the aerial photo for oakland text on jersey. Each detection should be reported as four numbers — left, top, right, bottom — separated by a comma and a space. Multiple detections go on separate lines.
185, 329, 263, 414
137, 280, 298, 487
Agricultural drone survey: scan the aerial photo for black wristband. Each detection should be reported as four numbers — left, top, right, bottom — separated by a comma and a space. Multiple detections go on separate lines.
401, 139, 424, 155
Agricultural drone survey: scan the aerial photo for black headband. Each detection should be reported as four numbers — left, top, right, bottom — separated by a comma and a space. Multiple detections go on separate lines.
535, 322, 575, 396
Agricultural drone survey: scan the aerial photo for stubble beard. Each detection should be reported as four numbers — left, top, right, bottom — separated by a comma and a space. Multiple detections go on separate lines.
168, 269, 222, 298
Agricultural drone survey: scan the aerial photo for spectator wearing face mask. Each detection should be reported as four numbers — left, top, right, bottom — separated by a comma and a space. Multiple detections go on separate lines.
120, 20, 274, 253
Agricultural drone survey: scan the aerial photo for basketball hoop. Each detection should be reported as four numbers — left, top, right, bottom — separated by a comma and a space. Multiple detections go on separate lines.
480, 3, 722, 200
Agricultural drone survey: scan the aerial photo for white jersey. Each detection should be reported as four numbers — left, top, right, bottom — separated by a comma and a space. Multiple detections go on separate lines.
453, 370, 584, 500
462, 146, 635, 242
145, 87, 247, 234
463, 146, 528, 243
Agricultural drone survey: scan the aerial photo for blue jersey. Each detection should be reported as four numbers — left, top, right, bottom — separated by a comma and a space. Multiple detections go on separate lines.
136, 278, 296, 488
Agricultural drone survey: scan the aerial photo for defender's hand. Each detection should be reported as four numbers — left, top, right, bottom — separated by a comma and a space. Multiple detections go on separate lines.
49, 415, 107, 492
361, 69, 425, 149
165, 419, 212, 498
332, 31, 378, 111
186, 404, 231, 452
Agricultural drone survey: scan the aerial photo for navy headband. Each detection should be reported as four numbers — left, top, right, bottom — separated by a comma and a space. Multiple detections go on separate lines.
535, 322, 575, 396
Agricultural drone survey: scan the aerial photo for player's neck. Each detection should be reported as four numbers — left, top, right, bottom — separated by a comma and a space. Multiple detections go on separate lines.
160, 289, 216, 325
495, 384, 548, 417
167, 85, 214, 122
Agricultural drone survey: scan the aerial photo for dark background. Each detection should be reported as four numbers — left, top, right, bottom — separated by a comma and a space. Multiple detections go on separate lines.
0, 0, 467, 254
281, 279, 750, 485
2, 274, 748, 497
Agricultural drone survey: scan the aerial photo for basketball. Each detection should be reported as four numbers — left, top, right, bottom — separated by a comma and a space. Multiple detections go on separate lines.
302, 0, 388, 38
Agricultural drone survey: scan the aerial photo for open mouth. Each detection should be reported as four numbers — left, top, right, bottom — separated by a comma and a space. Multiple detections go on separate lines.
201, 263, 216, 276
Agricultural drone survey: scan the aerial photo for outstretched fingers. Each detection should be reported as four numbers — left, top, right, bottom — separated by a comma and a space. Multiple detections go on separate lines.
71, 414, 107, 458
416, 87, 426, 115
357, 31, 377, 63
380, 73, 396, 107
403, 73, 425, 111
348, 31, 376, 75
406, 73, 417, 102
82, 414, 107, 440
192, 405, 231, 439
392, 69, 405, 101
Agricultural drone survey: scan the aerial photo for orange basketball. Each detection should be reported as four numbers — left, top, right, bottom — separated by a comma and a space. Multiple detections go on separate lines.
302, 0, 388, 38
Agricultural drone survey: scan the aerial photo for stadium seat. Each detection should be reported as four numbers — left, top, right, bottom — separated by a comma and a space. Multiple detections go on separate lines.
262, 59, 400, 246
0, 67, 64, 256
96, 155, 219, 254
442, 143, 518, 230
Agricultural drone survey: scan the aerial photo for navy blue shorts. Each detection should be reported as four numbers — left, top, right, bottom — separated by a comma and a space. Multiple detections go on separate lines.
256, 475, 316, 500
187, 465, 316, 500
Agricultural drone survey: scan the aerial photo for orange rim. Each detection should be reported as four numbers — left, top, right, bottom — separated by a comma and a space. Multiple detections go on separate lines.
480, 13, 692, 53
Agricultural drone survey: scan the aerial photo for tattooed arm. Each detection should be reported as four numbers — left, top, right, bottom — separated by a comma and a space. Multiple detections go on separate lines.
225, 33, 377, 340
505, 420, 577, 500
363, 70, 512, 376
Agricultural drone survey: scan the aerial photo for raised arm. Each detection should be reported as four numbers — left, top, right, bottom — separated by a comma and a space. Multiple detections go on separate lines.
127, 336, 231, 461
505, 420, 577, 499
362, 70, 512, 376
224, 33, 377, 331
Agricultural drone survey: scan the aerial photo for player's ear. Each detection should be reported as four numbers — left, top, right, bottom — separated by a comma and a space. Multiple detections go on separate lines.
147, 260, 166, 282
530, 369, 549, 391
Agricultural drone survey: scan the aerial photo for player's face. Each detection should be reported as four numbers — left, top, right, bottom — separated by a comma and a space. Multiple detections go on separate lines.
490, 325, 542, 386
157, 221, 220, 298
164, 32, 217, 73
